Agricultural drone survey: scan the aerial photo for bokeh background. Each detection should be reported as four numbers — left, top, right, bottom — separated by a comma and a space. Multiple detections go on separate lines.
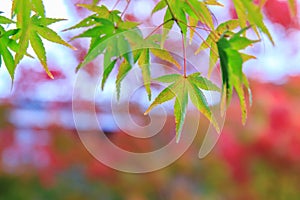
1, 0, 300, 199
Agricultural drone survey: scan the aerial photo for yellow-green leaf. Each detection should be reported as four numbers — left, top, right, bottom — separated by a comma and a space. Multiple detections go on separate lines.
155, 74, 181, 83
116, 60, 132, 100
288, 0, 297, 17
150, 48, 181, 69
144, 78, 182, 115
76, 4, 110, 18
204, 0, 224, 7
187, 79, 220, 133
0, 16, 15, 24
173, 79, 188, 142
101, 59, 117, 90
31, 0, 45, 17
138, 49, 151, 100
188, 16, 198, 44
152, 0, 167, 14
35, 26, 76, 50
188, 73, 220, 92
0, 40, 15, 80
30, 31, 53, 79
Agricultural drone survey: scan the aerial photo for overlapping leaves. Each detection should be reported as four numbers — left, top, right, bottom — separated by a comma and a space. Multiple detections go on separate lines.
196, 20, 241, 77
1, 0, 295, 141
217, 29, 258, 124
71, 4, 180, 100
0, 15, 18, 80
152, 0, 222, 45
0, 0, 74, 80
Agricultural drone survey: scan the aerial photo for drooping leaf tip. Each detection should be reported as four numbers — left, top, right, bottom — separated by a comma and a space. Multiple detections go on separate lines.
48, 74, 54, 79
175, 136, 180, 143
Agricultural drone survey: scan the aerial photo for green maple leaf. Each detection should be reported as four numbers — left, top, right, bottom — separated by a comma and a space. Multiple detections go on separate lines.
0, 26, 18, 80
0, 11, 18, 80
217, 30, 257, 124
14, 15, 74, 78
69, 5, 141, 99
196, 20, 240, 77
145, 73, 220, 142
138, 48, 151, 100
11, 0, 74, 79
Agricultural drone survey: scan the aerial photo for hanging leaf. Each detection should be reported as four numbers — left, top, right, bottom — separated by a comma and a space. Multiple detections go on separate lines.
196, 20, 243, 76
9, 0, 75, 78
29, 31, 53, 78
217, 30, 257, 124
17, 15, 74, 77
0, 33, 15, 80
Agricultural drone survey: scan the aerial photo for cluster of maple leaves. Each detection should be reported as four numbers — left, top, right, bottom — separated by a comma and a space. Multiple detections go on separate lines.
2, 0, 296, 141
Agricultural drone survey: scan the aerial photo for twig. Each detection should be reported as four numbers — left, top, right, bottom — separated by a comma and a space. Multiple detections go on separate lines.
112, 0, 121, 10
121, 0, 131, 18
145, 18, 173, 39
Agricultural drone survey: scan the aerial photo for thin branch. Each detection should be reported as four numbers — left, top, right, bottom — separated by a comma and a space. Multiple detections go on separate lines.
121, 0, 131, 18
112, 0, 121, 10
177, 18, 212, 32
145, 18, 173, 40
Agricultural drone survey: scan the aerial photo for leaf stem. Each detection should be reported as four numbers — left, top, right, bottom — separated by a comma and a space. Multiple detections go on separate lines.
177, 18, 213, 32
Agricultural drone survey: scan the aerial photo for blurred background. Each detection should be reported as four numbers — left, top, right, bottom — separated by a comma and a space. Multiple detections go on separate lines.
1, 0, 300, 199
